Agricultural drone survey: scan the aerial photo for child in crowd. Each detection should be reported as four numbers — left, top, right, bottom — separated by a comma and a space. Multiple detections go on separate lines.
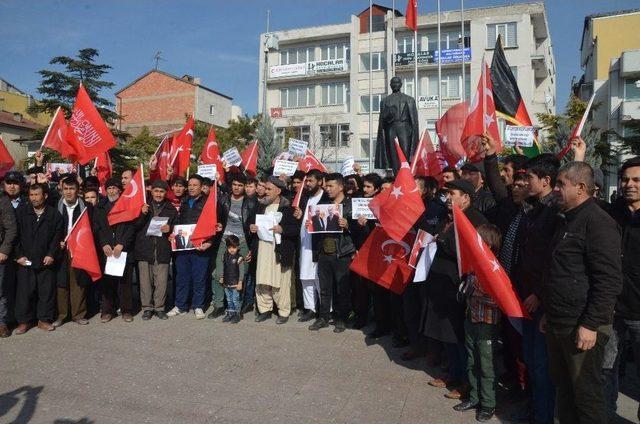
221, 235, 245, 324
454, 224, 503, 422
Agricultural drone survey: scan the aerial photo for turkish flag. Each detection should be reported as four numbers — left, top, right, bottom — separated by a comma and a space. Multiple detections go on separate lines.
170, 116, 194, 177
350, 226, 415, 294
461, 62, 502, 162
436, 101, 468, 166
67, 84, 117, 165
292, 175, 306, 208
66, 209, 101, 282
405, 0, 418, 31
298, 149, 328, 173
108, 163, 146, 226
408, 229, 431, 268
411, 129, 446, 177
558, 93, 595, 160
369, 139, 425, 242
200, 126, 225, 183
240, 140, 258, 177
453, 205, 527, 318
93, 150, 112, 194
41, 107, 80, 161
190, 187, 218, 247
0, 137, 14, 177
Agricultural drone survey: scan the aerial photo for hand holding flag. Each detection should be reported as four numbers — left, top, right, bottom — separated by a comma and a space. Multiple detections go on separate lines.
66, 209, 101, 282
190, 185, 218, 248
107, 163, 146, 226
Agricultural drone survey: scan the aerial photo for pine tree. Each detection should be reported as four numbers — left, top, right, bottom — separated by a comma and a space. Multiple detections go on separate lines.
255, 116, 279, 178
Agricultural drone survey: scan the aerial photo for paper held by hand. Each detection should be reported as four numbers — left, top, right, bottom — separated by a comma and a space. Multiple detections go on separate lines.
105, 252, 127, 277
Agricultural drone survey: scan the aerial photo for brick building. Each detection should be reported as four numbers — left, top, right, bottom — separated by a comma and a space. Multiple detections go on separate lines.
115, 70, 238, 136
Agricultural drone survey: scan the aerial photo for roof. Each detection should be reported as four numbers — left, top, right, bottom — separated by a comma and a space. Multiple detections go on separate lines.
115, 69, 233, 100
0, 77, 27, 95
356, 3, 402, 17
580, 9, 640, 52
0, 110, 42, 131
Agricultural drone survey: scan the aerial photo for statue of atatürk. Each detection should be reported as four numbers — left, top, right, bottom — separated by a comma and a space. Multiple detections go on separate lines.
375, 76, 420, 174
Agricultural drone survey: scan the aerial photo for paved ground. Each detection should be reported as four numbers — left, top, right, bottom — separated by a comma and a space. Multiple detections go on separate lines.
1, 312, 638, 424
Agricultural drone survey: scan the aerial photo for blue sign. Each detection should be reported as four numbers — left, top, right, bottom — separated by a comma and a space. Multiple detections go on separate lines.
394, 48, 472, 66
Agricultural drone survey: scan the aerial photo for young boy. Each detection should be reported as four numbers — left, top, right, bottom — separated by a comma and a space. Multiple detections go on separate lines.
454, 224, 502, 422
221, 235, 244, 324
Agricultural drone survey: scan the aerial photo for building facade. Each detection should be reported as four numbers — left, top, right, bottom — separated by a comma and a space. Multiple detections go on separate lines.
577, 9, 640, 195
258, 2, 556, 170
115, 70, 237, 136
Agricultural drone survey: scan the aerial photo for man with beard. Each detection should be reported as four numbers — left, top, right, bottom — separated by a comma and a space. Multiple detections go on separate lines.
94, 177, 136, 323
292, 169, 325, 322
250, 177, 300, 324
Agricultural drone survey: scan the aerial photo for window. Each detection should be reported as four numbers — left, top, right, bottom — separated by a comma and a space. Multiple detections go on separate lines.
426, 119, 437, 144
360, 52, 386, 71
360, 94, 385, 113
275, 126, 310, 145
321, 82, 347, 106
397, 36, 420, 54
440, 30, 462, 50
280, 85, 315, 108
320, 123, 350, 147
624, 78, 640, 100
371, 14, 386, 32
510, 66, 518, 81
280, 47, 315, 65
427, 75, 439, 96
209, 105, 215, 116
321, 42, 349, 61
487, 22, 517, 48
401, 76, 415, 96
441, 73, 461, 99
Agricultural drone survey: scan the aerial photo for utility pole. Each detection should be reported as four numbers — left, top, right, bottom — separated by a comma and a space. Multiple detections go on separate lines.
262, 10, 271, 118
153, 51, 164, 70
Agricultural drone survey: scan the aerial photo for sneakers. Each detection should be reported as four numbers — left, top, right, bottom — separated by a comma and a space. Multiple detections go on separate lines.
207, 307, 225, 319
308, 317, 329, 331
194, 308, 206, 319
230, 313, 241, 324
222, 312, 232, 323
298, 310, 315, 322
166, 307, 186, 317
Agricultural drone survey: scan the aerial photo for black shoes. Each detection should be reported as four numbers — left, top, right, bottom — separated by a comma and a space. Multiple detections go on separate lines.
241, 303, 254, 314
333, 320, 346, 333
222, 312, 232, 323
453, 401, 477, 412
207, 307, 224, 319
475, 407, 494, 422
276, 316, 289, 325
230, 313, 241, 324
308, 318, 329, 331
156, 311, 168, 320
298, 310, 315, 322
367, 328, 390, 339
392, 335, 410, 348
255, 312, 272, 322
142, 310, 154, 321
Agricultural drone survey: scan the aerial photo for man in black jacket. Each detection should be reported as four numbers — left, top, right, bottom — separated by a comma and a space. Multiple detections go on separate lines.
135, 180, 177, 320
604, 156, 640, 420
0, 189, 18, 338
94, 177, 136, 323
308, 173, 356, 333
210, 173, 257, 318
544, 161, 622, 424
13, 183, 64, 334
460, 162, 496, 216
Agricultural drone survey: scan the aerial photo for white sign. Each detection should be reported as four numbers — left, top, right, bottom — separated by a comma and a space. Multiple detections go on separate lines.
273, 160, 299, 177
359, 163, 370, 174
222, 147, 242, 167
146, 217, 169, 237
105, 252, 127, 277
269, 63, 307, 78
255, 214, 276, 242
197, 164, 217, 180
288, 138, 308, 157
351, 198, 374, 220
47, 163, 76, 174
340, 157, 356, 176
418, 95, 439, 109
307, 58, 348, 74
504, 126, 535, 147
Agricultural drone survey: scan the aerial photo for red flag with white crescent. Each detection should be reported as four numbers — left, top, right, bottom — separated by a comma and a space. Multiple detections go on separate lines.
170, 116, 194, 177
240, 140, 258, 177
410, 129, 446, 178
0, 137, 15, 177
190, 186, 218, 247
41, 106, 81, 161
298, 149, 328, 173
108, 163, 146, 226
66, 209, 101, 282
93, 150, 112, 194
200, 126, 225, 183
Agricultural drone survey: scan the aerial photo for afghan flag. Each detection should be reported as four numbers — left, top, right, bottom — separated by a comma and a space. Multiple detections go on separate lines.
490, 35, 540, 157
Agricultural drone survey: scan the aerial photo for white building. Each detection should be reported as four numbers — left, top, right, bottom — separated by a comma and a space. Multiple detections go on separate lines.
258, 2, 556, 170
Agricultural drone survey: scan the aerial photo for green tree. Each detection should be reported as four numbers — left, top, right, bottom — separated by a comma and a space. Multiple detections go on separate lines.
256, 116, 279, 177
607, 119, 640, 156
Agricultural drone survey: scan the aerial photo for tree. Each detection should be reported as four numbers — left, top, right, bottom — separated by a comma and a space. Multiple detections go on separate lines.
608, 119, 640, 157
256, 116, 279, 177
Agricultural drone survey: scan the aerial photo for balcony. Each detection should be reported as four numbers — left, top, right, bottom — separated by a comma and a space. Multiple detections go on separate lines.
620, 99, 640, 121
621, 50, 640, 78
268, 59, 349, 82
531, 55, 548, 79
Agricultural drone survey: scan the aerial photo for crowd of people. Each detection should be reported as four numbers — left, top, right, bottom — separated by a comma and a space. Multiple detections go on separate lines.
0, 138, 638, 423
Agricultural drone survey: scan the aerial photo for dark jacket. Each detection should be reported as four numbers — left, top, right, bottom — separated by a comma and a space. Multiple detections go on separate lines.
483, 153, 520, 231
0, 195, 17, 257
473, 186, 496, 217
178, 194, 208, 225
134, 199, 178, 264
311, 194, 357, 260
609, 198, 640, 320
94, 197, 136, 263
217, 191, 258, 240
15, 204, 64, 271
55, 198, 92, 288
252, 196, 301, 268
545, 198, 622, 330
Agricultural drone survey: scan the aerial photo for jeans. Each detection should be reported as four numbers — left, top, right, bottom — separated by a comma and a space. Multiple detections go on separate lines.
225, 288, 241, 313
603, 317, 640, 417
213, 236, 248, 309
175, 252, 210, 311
317, 254, 351, 322
0, 264, 6, 325
522, 309, 555, 424
242, 271, 255, 308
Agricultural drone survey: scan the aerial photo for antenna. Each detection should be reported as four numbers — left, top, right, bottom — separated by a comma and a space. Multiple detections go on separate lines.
153, 51, 165, 70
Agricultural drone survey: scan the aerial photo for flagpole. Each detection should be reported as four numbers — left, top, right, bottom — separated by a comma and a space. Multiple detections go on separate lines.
392, 0, 396, 76
437, 0, 442, 119
482, 54, 487, 133
414, 27, 418, 101
368, 0, 373, 172
64, 207, 88, 243
41, 106, 61, 150
140, 163, 147, 205
460, 0, 465, 102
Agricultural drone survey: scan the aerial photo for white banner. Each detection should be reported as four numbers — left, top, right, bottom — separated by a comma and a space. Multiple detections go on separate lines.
340, 157, 355, 176
351, 198, 374, 220
269, 63, 307, 78
222, 147, 242, 167
288, 138, 308, 157
197, 164, 217, 180
504, 126, 535, 147
418, 95, 439, 109
307, 58, 348, 74
273, 160, 299, 177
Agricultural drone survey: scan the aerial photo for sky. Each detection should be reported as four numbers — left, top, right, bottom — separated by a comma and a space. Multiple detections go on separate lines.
0, 0, 638, 117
